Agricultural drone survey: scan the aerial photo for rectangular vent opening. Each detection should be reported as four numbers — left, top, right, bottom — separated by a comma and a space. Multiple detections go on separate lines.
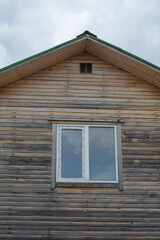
80, 63, 92, 73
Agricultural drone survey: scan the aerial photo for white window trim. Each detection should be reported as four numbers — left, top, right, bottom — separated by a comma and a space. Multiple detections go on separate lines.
56, 124, 118, 184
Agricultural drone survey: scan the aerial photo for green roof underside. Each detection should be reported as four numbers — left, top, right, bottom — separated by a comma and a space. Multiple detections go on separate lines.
0, 33, 159, 72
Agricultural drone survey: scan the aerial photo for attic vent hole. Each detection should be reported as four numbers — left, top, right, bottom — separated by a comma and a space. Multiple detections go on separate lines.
80, 63, 92, 73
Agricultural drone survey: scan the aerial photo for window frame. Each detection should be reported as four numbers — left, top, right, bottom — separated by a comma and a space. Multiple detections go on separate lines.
56, 124, 118, 184
51, 119, 123, 191
80, 63, 92, 73
57, 125, 86, 182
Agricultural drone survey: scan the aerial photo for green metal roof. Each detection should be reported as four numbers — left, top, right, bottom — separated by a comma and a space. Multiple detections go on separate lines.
0, 32, 159, 72
90, 35, 160, 70
0, 34, 86, 72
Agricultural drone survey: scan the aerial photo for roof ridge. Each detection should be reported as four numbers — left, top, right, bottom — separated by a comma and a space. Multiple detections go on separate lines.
77, 30, 97, 38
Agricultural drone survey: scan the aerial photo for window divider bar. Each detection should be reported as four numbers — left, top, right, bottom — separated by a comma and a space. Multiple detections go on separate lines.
84, 126, 89, 181
114, 126, 118, 183
117, 125, 123, 191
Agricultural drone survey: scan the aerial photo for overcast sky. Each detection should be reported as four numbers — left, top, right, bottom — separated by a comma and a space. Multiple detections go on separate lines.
0, 0, 160, 69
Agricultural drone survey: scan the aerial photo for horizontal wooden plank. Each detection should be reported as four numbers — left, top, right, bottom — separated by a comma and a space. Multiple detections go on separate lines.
0, 52, 160, 239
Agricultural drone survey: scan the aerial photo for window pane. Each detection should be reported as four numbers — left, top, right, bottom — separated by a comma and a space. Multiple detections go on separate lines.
80, 63, 85, 73
61, 129, 82, 178
89, 127, 116, 181
87, 63, 92, 73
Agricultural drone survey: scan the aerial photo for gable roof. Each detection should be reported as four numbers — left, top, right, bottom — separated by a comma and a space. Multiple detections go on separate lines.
0, 31, 160, 88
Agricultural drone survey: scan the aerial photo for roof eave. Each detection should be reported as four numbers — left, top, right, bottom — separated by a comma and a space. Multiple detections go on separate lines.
0, 35, 87, 88
89, 35, 160, 70
86, 36, 160, 88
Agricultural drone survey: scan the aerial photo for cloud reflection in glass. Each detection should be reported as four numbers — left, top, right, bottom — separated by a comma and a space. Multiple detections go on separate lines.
89, 127, 116, 181
61, 129, 82, 178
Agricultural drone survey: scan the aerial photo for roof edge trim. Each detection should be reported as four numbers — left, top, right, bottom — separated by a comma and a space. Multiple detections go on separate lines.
89, 35, 160, 70
1, 32, 159, 73
0, 34, 87, 72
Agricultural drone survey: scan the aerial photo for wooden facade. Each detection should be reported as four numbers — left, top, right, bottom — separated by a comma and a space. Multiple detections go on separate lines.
0, 34, 160, 239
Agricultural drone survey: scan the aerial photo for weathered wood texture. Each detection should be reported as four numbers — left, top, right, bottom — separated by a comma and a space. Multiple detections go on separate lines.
0, 52, 160, 239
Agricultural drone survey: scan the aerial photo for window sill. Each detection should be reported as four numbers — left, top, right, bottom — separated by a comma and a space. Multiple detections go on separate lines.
55, 182, 119, 188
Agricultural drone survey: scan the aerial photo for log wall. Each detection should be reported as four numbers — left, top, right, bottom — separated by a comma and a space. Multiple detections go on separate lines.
0, 52, 160, 239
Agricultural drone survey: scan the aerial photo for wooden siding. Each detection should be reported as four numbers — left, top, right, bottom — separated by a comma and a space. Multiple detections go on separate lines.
0, 52, 160, 239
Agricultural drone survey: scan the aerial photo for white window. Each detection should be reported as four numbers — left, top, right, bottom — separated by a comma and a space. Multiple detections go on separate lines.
56, 124, 119, 183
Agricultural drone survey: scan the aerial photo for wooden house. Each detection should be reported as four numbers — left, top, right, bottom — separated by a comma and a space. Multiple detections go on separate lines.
0, 31, 160, 239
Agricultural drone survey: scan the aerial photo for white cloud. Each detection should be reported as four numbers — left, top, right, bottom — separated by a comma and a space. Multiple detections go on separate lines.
0, 0, 160, 68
